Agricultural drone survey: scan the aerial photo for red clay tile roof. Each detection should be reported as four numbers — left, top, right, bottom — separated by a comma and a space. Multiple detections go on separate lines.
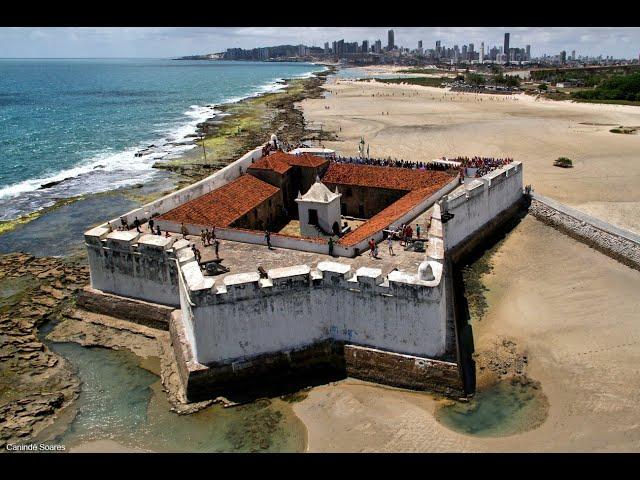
338, 184, 453, 247
247, 154, 292, 175
157, 174, 280, 228
322, 163, 453, 192
284, 153, 329, 168
250, 151, 328, 172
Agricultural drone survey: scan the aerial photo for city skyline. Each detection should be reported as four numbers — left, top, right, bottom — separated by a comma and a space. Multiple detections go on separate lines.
0, 27, 639, 59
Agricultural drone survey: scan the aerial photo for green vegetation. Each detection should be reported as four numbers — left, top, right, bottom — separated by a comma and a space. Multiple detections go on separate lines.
537, 83, 548, 91
571, 72, 640, 103
397, 67, 447, 74
530, 64, 640, 86
493, 73, 521, 87
553, 157, 573, 168
465, 72, 485, 86
463, 72, 521, 87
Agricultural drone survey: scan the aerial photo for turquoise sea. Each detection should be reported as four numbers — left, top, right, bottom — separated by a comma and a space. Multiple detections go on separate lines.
0, 59, 321, 221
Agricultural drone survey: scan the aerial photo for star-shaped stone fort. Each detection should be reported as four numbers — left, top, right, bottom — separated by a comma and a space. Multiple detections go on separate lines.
83, 135, 523, 401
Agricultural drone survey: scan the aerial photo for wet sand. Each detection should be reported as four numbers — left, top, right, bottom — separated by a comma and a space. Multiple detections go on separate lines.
294, 216, 640, 452
69, 439, 150, 453
300, 79, 640, 234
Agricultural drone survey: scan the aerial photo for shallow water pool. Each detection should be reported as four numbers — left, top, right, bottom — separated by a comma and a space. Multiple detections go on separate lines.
46, 342, 307, 453
436, 380, 548, 437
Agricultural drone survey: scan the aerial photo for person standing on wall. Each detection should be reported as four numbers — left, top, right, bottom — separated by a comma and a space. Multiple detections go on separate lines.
328, 237, 335, 257
265, 230, 273, 250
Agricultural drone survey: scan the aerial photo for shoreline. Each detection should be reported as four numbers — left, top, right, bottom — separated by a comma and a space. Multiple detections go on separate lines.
0, 65, 335, 451
0, 64, 333, 246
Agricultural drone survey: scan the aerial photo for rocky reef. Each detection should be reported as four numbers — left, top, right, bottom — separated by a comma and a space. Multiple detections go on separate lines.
0, 253, 89, 447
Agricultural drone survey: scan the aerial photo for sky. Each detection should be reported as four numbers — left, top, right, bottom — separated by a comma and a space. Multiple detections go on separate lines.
0, 27, 639, 59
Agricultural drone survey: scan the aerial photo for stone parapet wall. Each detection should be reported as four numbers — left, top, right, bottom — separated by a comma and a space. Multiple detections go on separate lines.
179, 258, 448, 365
84, 228, 193, 307
168, 310, 463, 402
344, 344, 464, 397
529, 195, 640, 271
176, 209, 449, 366
76, 286, 175, 331
442, 162, 524, 251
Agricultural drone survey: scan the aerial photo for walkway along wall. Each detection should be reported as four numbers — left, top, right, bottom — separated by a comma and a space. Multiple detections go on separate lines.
529, 193, 640, 271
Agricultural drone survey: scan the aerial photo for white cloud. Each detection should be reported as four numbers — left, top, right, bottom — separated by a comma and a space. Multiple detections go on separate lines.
0, 27, 638, 58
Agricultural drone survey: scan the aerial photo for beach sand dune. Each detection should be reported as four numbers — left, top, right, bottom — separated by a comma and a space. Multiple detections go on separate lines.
293, 217, 640, 452
294, 79, 640, 451
300, 80, 640, 233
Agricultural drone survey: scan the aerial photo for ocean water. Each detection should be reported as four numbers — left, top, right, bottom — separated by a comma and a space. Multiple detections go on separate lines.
0, 59, 321, 221
436, 380, 549, 437
45, 342, 306, 453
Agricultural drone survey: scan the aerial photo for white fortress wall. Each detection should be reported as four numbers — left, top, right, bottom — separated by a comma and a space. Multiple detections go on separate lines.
441, 161, 523, 251
177, 206, 448, 366
84, 227, 194, 306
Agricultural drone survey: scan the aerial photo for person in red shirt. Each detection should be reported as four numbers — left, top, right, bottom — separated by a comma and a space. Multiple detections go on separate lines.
368, 238, 376, 257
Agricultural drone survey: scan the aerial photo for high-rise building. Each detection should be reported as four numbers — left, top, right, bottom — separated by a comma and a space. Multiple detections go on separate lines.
526, 45, 531, 61
374, 40, 382, 54
571, 50, 576, 61
324, 42, 329, 54
418, 40, 422, 49
387, 29, 395, 50
480, 42, 484, 63
362, 40, 369, 54
504, 32, 510, 63
561, 50, 567, 63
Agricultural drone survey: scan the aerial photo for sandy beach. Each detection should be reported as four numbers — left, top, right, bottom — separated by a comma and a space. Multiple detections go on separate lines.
300, 79, 640, 234
292, 75, 640, 452
293, 216, 640, 452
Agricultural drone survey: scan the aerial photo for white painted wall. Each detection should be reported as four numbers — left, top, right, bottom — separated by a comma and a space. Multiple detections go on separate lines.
442, 162, 523, 250
179, 208, 450, 366
187, 270, 447, 365
297, 196, 341, 237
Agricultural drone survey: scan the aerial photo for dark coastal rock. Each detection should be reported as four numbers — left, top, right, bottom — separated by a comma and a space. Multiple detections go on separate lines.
39, 177, 73, 190
0, 252, 88, 446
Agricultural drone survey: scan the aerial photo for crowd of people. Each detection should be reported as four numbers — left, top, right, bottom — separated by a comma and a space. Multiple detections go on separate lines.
453, 156, 515, 178
261, 142, 279, 157
331, 156, 454, 172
